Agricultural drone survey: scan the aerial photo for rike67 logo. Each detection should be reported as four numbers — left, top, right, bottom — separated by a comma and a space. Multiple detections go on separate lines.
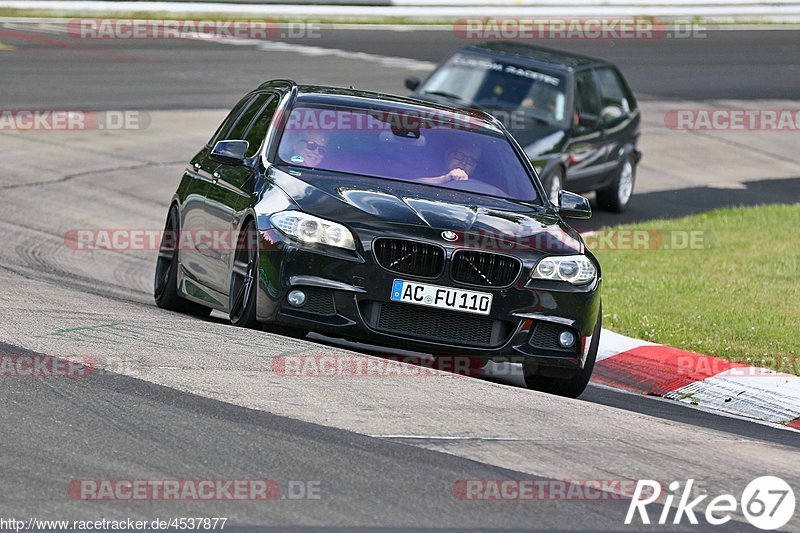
626, 477, 795, 530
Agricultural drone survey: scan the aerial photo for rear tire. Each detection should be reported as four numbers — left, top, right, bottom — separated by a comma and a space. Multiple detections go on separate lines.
154, 205, 212, 317
523, 306, 602, 398
596, 156, 635, 213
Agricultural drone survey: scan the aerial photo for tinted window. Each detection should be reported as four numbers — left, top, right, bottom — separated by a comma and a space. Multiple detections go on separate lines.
575, 71, 601, 117
226, 93, 271, 142
276, 103, 540, 203
419, 53, 568, 126
208, 94, 254, 147
595, 68, 633, 122
243, 94, 278, 157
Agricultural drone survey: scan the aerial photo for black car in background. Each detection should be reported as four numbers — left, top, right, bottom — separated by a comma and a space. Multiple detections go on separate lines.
406, 42, 642, 212
155, 80, 603, 398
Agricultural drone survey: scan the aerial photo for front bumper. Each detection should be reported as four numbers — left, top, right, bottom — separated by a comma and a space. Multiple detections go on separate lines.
255, 226, 601, 371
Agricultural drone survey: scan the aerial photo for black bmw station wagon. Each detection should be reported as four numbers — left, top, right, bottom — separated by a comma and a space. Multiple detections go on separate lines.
155, 80, 603, 397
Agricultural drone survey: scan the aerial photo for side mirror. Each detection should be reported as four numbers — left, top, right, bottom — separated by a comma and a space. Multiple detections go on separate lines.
577, 112, 599, 129
404, 76, 421, 91
210, 140, 248, 166
558, 190, 592, 219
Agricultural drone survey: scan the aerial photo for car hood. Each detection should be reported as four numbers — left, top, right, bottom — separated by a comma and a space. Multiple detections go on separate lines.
509, 122, 566, 157
269, 166, 582, 253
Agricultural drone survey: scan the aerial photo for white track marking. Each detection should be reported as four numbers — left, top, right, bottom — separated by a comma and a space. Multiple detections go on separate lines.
666, 370, 800, 424
183, 34, 437, 71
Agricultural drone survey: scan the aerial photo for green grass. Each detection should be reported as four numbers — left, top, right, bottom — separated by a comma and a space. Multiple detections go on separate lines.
594, 204, 800, 374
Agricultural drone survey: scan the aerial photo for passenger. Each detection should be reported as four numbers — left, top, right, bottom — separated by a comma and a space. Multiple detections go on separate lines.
286, 131, 328, 167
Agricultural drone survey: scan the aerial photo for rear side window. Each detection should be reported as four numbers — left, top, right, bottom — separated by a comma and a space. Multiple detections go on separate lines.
594, 68, 633, 118
243, 95, 279, 157
208, 94, 254, 147
226, 92, 272, 142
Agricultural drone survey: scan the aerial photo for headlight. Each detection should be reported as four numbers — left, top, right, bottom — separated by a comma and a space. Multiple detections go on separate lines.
270, 211, 356, 250
531, 255, 596, 285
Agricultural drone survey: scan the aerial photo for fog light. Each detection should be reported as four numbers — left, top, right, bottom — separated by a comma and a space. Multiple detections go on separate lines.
287, 289, 306, 307
558, 330, 576, 348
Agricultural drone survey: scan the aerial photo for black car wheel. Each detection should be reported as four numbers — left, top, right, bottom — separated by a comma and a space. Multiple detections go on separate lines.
154, 205, 212, 317
541, 167, 563, 206
597, 156, 635, 212
523, 306, 602, 398
229, 219, 260, 328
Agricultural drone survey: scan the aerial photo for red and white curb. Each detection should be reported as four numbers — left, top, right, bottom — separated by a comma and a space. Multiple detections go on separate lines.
595, 330, 800, 431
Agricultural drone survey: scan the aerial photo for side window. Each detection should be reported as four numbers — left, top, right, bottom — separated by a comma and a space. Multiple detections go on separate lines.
595, 68, 632, 121
243, 95, 279, 157
575, 71, 601, 118
225, 92, 272, 142
208, 94, 254, 147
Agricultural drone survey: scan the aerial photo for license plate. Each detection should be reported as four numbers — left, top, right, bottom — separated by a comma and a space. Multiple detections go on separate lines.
390, 279, 492, 316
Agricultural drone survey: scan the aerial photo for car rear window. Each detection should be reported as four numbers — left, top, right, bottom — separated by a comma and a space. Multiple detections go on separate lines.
275, 102, 541, 203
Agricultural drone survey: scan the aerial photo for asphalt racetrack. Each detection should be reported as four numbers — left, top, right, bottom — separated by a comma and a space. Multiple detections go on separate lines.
0, 22, 798, 530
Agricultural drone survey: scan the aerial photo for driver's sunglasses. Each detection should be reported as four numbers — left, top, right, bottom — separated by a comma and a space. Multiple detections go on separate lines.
302, 140, 327, 157
450, 151, 478, 167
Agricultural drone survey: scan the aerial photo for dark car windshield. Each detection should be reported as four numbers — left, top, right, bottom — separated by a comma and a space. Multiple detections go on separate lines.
419, 53, 569, 127
276, 101, 540, 203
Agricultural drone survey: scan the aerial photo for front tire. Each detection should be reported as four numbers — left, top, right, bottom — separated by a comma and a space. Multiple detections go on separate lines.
154, 205, 212, 317
523, 307, 602, 398
596, 156, 635, 213
229, 219, 260, 329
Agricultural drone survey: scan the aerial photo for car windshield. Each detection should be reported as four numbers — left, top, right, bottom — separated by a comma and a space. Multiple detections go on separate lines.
419, 53, 569, 127
276, 101, 540, 203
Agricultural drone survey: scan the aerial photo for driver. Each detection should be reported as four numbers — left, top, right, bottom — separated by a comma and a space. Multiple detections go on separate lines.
415, 143, 482, 185
521, 84, 559, 117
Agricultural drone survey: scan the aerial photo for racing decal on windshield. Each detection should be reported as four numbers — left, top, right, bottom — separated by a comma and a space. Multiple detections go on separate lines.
451, 55, 561, 86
